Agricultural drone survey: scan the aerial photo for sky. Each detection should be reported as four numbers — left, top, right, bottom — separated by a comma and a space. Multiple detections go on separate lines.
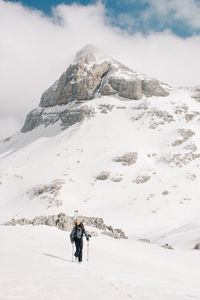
5, 0, 200, 37
1, 0, 200, 139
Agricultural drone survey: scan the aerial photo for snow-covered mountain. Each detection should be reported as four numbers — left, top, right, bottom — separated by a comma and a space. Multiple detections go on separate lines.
21, 44, 168, 133
1, 44, 200, 300
1, 44, 200, 242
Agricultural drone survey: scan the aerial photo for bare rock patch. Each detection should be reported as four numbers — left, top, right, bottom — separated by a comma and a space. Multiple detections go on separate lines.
98, 104, 114, 113
28, 179, 64, 208
162, 190, 169, 196
111, 175, 123, 182
96, 171, 110, 180
133, 175, 151, 184
172, 129, 195, 147
160, 152, 200, 167
3, 213, 127, 239
161, 243, 174, 250
113, 152, 137, 166
186, 173, 196, 181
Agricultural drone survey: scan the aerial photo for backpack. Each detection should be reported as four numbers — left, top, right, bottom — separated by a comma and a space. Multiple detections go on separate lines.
74, 225, 83, 239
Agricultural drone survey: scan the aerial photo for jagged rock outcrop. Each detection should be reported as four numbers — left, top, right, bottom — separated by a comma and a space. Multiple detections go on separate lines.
3, 213, 127, 239
161, 243, 174, 250
21, 44, 169, 132
191, 86, 200, 102
40, 45, 168, 107
142, 80, 169, 97
96, 171, 110, 180
40, 61, 110, 107
21, 105, 92, 132
113, 152, 138, 166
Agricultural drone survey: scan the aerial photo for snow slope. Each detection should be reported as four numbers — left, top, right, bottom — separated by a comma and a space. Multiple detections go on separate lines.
0, 87, 200, 245
0, 225, 200, 300
1, 43, 200, 300
1, 80, 200, 299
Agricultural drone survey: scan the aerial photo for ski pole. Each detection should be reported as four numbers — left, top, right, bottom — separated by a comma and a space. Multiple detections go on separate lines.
87, 241, 89, 261
72, 243, 74, 262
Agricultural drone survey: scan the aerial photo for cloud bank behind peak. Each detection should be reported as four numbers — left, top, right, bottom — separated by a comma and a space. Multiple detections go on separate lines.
0, 0, 200, 138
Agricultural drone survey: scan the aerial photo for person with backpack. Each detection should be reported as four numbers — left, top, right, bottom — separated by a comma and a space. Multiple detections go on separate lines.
70, 221, 90, 262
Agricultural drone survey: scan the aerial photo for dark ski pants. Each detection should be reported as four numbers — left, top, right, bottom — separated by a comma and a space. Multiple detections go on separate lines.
74, 238, 83, 262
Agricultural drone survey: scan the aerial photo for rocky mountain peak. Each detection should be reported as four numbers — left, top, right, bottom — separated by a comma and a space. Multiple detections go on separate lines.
39, 45, 169, 109
21, 45, 170, 132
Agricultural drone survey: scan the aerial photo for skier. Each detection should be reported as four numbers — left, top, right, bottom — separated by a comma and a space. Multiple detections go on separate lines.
70, 221, 90, 262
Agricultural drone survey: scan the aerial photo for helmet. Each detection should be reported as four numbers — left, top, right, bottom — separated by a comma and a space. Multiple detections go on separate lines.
76, 221, 81, 226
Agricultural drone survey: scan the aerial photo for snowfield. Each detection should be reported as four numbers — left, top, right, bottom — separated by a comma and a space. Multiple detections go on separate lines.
1, 86, 200, 299
0, 225, 200, 300
0, 91, 200, 232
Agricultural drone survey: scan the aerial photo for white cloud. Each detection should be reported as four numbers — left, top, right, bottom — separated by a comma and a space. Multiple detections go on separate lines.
0, 0, 200, 139
118, 13, 135, 32
143, 0, 200, 29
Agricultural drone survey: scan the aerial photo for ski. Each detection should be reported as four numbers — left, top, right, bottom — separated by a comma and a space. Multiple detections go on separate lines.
73, 210, 78, 224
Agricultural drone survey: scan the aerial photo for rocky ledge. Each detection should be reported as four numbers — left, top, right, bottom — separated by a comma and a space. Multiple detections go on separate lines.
3, 213, 128, 239
21, 105, 93, 132
21, 45, 169, 132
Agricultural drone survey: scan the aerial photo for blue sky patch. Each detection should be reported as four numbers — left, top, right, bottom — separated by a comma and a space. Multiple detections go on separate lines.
5, 0, 200, 37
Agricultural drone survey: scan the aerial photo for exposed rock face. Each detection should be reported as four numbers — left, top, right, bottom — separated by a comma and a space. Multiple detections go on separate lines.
161, 151, 200, 168
96, 171, 110, 180
171, 129, 195, 147
21, 44, 169, 133
142, 80, 168, 97
191, 86, 200, 102
161, 243, 174, 250
40, 47, 168, 108
40, 61, 110, 107
113, 152, 138, 166
3, 213, 127, 239
22, 105, 91, 132
134, 175, 151, 184
101, 76, 143, 100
